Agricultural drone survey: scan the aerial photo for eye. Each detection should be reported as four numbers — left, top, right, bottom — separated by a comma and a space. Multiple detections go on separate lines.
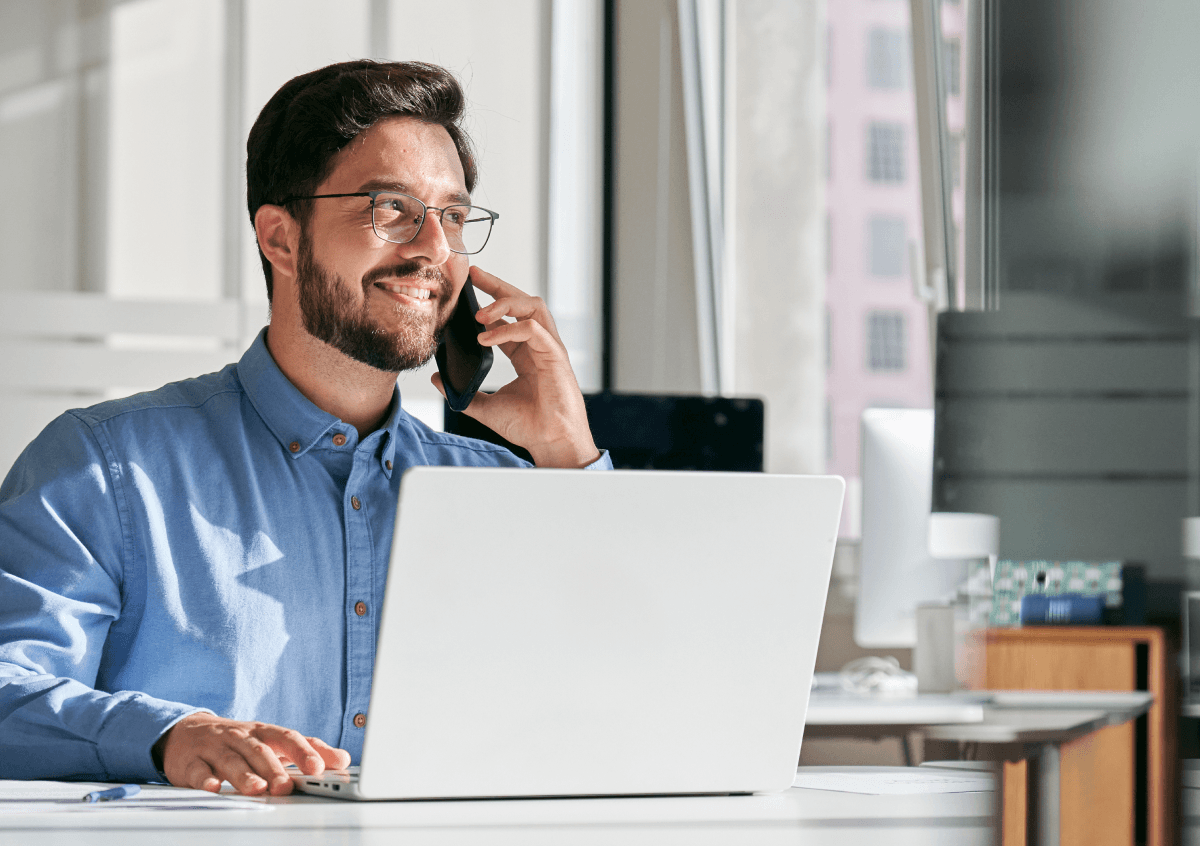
443, 209, 466, 226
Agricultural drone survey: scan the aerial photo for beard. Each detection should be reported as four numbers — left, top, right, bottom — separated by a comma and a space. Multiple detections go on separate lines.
295, 230, 450, 373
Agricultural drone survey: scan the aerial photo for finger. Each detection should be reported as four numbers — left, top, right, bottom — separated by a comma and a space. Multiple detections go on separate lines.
256, 725, 326, 776
476, 295, 563, 345
430, 371, 446, 397
478, 318, 523, 359
479, 318, 561, 359
208, 747, 269, 796
308, 736, 352, 770
182, 758, 223, 793
466, 266, 526, 301
476, 295, 542, 324
238, 735, 296, 795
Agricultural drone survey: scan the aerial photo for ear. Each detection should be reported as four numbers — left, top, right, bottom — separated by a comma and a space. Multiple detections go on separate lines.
255, 204, 300, 281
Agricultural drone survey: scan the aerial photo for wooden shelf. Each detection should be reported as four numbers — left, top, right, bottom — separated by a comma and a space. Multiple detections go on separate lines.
977, 627, 1176, 846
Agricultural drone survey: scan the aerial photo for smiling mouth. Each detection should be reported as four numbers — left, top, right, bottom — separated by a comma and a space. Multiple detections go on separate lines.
374, 281, 433, 300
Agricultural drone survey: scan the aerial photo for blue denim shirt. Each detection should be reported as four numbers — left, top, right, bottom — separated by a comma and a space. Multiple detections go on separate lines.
0, 329, 609, 781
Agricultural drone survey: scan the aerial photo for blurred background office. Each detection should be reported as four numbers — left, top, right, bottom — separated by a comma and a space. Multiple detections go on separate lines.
4, 0, 1200, 776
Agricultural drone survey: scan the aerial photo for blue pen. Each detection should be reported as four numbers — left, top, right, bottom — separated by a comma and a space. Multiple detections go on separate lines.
81, 784, 141, 804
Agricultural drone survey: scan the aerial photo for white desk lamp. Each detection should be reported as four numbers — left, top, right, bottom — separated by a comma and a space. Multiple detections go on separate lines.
917, 512, 1000, 693
928, 512, 1000, 566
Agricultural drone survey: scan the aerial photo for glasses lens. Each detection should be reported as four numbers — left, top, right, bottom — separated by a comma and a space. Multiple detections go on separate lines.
442, 206, 493, 255
372, 193, 423, 243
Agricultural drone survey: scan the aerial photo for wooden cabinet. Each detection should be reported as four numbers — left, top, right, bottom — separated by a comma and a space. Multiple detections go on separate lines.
978, 627, 1176, 846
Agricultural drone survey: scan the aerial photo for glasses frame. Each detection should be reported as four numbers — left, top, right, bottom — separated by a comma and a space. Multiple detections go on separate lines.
280, 190, 499, 255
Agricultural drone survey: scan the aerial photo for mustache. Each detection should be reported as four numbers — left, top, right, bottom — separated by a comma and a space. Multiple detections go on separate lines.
361, 262, 450, 293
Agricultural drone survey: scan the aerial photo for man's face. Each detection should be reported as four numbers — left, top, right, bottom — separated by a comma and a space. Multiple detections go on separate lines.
294, 117, 471, 372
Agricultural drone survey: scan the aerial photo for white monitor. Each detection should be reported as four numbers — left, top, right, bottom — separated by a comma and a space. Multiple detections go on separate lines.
855, 408, 967, 648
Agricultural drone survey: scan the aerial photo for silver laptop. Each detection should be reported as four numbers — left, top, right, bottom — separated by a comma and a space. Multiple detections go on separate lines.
293, 467, 844, 800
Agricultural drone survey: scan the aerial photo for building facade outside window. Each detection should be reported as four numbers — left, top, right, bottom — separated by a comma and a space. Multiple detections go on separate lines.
824, 0, 967, 532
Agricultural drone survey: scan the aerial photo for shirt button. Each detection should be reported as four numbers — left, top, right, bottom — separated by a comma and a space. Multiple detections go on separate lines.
332, 433, 347, 447
288, 441, 300, 453
351, 496, 362, 510
385, 460, 393, 471
353, 712, 367, 728
354, 601, 367, 616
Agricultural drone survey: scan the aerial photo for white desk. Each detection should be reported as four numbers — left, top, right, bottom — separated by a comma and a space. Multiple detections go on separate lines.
806, 688, 1153, 846
806, 694, 986, 726
0, 779, 994, 845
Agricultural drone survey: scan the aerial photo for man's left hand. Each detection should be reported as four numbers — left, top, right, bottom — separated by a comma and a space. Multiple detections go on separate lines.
431, 267, 600, 468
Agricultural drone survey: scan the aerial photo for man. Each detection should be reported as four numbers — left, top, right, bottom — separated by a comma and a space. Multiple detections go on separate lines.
0, 60, 607, 795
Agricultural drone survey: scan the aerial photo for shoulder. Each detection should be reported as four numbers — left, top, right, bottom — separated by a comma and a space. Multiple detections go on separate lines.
70, 364, 243, 429
2, 365, 244, 493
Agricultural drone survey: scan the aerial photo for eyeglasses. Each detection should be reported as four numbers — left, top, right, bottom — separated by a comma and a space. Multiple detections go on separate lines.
281, 190, 499, 255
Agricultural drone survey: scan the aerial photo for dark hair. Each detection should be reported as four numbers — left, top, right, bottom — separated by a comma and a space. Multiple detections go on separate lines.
246, 60, 478, 301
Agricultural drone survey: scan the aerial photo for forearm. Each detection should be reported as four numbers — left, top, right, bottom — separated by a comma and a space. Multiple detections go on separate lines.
0, 669, 206, 781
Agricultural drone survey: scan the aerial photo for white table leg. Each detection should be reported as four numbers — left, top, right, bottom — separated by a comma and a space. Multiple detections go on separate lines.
1038, 742, 1060, 846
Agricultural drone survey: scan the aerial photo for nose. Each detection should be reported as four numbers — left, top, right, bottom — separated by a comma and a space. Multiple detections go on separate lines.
395, 210, 453, 267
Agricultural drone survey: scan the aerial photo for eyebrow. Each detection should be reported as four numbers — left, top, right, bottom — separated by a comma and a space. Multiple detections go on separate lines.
358, 179, 472, 207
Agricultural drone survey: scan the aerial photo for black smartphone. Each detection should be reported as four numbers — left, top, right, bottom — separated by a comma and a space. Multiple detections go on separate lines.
435, 279, 493, 412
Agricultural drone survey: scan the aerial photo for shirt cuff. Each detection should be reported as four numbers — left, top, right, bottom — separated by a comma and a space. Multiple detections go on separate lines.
96, 693, 212, 782
584, 449, 613, 470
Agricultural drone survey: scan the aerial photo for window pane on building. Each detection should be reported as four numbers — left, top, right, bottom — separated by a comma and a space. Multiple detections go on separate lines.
867, 311, 907, 371
866, 27, 906, 89
867, 121, 905, 183
943, 37, 962, 97
868, 215, 906, 276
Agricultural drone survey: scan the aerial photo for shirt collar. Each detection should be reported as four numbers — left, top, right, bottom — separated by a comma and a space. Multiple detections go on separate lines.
237, 327, 403, 466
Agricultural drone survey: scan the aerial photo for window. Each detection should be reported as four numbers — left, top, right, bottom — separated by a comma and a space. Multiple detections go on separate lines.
868, 215, 907, 277
866, 28, 906, 90
949, 131, 963, 188
866, 121, 905, 183
943, 37, 962, 97
867, 311, 907, 371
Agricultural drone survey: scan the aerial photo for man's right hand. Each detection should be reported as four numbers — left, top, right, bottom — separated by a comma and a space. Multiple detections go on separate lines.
154, 712, 351, 796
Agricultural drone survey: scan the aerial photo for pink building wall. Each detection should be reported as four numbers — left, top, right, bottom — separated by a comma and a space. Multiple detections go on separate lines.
825, 0, 966, 491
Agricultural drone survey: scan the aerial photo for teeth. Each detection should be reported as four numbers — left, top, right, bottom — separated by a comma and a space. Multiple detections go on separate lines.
378, 283, 431, 300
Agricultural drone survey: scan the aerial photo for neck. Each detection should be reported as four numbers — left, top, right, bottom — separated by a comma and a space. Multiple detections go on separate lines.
264, 319, 398, 440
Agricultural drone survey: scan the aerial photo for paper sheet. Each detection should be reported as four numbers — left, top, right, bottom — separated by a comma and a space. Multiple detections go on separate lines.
0, 780, 271, 814
792, 767, 994, 795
